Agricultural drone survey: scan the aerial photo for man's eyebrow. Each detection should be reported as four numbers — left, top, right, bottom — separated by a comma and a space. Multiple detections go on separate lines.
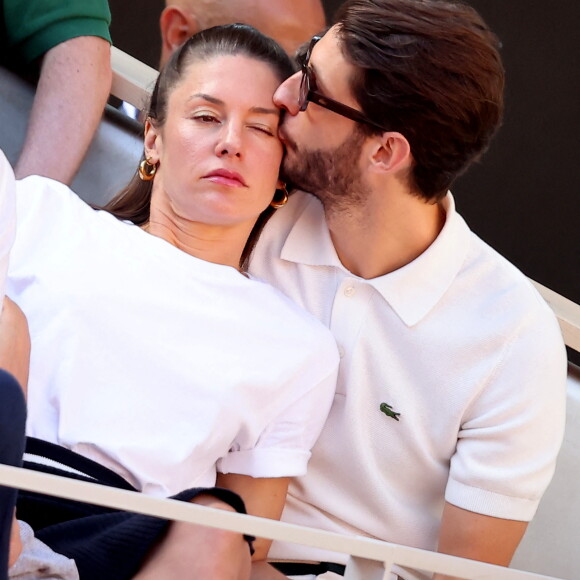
187, 94, 278, 116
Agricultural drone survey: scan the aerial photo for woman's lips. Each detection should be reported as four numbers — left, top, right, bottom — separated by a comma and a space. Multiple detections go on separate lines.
204, 169, 247, 187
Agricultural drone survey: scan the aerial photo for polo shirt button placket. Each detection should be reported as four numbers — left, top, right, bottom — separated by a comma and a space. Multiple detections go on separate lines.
331, 278, 363, 365
344, 285, 356, 297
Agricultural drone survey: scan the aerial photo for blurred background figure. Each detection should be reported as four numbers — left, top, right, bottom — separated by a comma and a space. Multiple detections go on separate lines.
0, 0, 113, 184
159, 0, 326, 64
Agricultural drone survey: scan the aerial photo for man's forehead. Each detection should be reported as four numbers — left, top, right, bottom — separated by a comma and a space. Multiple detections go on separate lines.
308, 27, 346, 69
309, 28, 360, 105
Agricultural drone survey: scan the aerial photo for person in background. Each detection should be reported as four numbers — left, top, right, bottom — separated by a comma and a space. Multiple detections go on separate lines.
159, 0, 326, 63
0, 0, 112, 184
248, 0, 567, 578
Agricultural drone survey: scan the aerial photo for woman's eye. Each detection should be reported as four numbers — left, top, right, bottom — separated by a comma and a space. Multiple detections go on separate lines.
250, 125, 275, 136
194, 114, 219, 123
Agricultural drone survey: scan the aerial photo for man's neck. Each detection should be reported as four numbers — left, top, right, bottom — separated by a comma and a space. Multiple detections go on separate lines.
325, 191, 446, 280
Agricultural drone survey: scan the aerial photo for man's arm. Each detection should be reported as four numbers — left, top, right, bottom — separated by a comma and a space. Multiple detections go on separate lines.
434, 502, 527, 580
217, 473, 290, 561
14, 35, 112, 184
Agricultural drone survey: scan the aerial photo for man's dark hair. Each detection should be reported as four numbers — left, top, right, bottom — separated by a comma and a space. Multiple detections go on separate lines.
335, 0, 505, 201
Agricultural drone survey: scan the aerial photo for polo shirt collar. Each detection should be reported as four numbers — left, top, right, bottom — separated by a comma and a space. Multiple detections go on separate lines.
280, 192, 472, 327
281, 193, 341, 268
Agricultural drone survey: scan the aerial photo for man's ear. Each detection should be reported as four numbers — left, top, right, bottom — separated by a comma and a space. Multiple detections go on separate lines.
159, 6, 200, 66
143, 119, 161, 163
369, 132, 412, 175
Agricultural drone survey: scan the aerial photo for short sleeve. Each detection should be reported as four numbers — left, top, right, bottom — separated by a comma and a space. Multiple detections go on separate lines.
4, 0, 112, 64
446, 301, 567, 521
218, 360, 338, 479
0, 151, 16, 315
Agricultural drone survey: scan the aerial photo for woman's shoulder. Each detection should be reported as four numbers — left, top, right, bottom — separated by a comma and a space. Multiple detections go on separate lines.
15, 174, 122, 235
15, 174, 87, 219
245, 274, 338, 359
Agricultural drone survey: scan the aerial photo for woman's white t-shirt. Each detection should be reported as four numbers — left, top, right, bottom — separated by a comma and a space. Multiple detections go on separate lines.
2, 152, 339, 497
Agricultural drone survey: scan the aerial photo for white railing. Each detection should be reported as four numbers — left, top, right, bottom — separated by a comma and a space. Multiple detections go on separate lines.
0, 464, 564, 580
111, 46, 159, 109
110, 47, 158, 113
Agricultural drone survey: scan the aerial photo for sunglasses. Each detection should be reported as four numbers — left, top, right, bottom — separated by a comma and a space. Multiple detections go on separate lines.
298, 36, 388, 133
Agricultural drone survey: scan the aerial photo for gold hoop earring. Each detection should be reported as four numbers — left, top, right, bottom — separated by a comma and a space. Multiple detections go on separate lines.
270, 184, 289, 209
138, 158, 158, 181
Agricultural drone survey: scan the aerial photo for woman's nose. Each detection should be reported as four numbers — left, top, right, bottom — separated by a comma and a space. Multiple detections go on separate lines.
215, 124, 242, 158
274, 71, 302, 116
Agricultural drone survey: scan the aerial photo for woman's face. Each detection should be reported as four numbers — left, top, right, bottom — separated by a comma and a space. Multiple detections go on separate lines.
145, 54, 284, 230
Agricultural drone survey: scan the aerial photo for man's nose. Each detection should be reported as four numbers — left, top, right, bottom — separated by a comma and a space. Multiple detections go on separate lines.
274, 71, 302, 116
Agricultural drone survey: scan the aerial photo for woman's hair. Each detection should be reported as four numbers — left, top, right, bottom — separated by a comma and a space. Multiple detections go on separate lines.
100, 24, 294, 269
334, 0, 505, 201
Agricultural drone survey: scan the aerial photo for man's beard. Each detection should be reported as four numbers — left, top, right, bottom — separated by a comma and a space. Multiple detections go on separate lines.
281, 128, 370, 215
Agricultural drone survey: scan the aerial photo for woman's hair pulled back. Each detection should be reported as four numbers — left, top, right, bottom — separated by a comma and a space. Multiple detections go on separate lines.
101, 24, 293, 267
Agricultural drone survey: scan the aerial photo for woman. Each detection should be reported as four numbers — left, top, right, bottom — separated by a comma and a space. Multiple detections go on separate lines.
1, 24, 338, 580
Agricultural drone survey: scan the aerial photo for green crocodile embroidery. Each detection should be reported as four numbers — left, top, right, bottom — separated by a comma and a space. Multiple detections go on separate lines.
380, 402, 401, 421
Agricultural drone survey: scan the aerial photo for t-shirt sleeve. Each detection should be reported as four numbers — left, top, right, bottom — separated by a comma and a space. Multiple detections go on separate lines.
0, 151, 16, 314
446, 300, 568, 521
218, 343, 339, 479
4, 0, 112, 64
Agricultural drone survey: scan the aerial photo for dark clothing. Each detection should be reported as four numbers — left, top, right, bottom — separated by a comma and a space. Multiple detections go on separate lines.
17, 439, 252, 580
0, 0, 111, 71
0, 369, 26, 580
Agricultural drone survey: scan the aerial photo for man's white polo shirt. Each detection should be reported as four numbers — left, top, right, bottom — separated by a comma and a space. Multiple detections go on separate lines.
250, 190, 567, 577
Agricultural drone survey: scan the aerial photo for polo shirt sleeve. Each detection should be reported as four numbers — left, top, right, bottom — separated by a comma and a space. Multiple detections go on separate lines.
4, 0, 112, 64
217, 354, 338, 479
446, 299, 568, 521
0, 151, 16, 314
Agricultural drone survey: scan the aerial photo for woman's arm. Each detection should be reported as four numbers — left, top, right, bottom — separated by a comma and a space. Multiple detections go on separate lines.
0, 297, 30, 396
216, 473, 290, 560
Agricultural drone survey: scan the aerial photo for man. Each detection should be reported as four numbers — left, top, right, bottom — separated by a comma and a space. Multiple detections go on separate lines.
159, 0, 326, 63
0, 0, 112, 184
249, 0, 567, 578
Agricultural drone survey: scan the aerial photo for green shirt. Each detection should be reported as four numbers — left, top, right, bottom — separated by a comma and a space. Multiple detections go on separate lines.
1, 0, 111, 69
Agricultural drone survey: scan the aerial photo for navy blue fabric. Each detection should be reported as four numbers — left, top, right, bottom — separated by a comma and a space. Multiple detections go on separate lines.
272, 562, 346, 576
16, 444, 253, 580
0, 369, 26, 580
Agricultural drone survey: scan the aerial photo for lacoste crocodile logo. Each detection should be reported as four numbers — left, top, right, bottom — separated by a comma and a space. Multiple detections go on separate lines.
380, 402, 401, 421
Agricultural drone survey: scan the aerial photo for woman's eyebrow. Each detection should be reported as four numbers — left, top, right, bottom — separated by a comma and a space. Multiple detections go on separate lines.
188, 93, 223, 105
187, 94, 278, 116
250, 106, 279, 116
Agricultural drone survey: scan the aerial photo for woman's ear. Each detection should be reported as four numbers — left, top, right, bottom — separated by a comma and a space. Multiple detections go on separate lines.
143, 119, 161, 163
369, 132, 412, 175
159, 6, 200, 67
